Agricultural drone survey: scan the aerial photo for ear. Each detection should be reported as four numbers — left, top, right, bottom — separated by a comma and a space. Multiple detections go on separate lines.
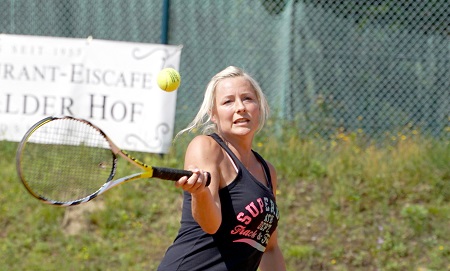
209, 109, 217, 123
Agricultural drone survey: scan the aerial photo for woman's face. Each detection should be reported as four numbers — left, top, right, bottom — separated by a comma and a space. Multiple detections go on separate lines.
211, 76, 260, 138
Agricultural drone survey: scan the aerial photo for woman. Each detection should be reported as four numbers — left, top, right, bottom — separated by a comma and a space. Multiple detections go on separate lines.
158, 66, 286, 271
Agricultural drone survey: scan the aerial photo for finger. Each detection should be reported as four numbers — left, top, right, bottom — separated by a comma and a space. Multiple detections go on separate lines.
186, 169, 200, 184
202, 172, 210, 187
191, 170, 208, 190
175, 176, 188, 188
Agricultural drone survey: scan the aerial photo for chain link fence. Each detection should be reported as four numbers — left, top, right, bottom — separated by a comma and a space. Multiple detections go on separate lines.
1, 0, 448, 141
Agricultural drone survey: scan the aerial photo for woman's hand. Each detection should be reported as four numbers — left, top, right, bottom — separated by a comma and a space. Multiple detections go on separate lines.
175, 167, 209, 194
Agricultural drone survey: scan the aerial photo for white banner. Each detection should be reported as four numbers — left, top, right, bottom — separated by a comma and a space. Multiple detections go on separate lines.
0, 34, 182, 153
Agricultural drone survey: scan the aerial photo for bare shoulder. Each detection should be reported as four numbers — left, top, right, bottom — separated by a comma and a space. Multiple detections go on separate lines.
265, 160, 279, 191
185, 135, 223, 164
264, 159, 277, 178
188, 134, 217, 147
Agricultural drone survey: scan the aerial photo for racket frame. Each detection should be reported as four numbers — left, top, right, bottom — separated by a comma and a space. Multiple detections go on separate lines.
16, 116, 210, 206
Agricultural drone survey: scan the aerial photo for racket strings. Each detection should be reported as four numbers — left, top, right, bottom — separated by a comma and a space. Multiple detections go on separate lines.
20, 119, 115, 203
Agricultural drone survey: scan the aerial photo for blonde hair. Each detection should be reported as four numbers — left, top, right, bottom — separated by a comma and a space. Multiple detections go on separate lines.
177, 66, 270, 137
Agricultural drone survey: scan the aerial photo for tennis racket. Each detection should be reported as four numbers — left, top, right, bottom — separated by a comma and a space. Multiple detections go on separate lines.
16, 116, 210, 206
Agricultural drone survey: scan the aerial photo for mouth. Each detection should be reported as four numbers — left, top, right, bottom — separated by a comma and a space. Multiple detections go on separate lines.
233, 118, 250, 124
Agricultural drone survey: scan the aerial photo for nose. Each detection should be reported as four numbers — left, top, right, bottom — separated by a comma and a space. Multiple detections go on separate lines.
235, 99, 246, 113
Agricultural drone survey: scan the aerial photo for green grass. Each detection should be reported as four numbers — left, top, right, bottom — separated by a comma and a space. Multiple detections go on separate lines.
18, 143, 113, 202
1, 127, 449, 271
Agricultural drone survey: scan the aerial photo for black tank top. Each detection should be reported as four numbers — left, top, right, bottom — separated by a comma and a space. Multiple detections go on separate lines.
158, 133, 280, 271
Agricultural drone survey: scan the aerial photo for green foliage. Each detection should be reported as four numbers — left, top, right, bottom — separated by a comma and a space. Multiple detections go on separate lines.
1, 123, 449, 270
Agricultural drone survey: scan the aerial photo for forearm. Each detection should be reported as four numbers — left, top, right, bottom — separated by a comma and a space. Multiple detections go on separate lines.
259, 245, 286, 271
192, 189, 221, 234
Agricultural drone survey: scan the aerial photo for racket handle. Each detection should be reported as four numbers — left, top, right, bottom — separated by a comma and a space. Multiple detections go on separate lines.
152, 167, 211, 187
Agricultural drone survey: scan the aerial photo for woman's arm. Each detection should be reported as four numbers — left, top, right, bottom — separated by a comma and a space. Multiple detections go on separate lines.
175, 135, 223, 234
259, 161, 286, 271
259, 230, 286, 271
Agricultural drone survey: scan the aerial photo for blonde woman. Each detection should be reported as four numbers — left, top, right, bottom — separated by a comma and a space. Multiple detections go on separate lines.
158, 66, 286, 271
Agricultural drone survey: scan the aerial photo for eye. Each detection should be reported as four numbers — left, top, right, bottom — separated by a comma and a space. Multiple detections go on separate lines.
243, 95, 255, 102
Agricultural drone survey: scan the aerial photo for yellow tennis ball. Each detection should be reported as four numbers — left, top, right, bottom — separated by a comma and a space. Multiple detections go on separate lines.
157, 68, 181, 92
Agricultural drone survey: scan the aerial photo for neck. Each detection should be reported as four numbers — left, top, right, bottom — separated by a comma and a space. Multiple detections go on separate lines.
217, 132, 254, 165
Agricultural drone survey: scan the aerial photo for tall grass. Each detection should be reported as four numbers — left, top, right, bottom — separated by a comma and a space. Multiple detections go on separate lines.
1, 124, 449, 270
260, 124, 449, 270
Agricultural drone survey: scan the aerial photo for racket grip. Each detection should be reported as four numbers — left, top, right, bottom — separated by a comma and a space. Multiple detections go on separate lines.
152, 167, 211, 187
